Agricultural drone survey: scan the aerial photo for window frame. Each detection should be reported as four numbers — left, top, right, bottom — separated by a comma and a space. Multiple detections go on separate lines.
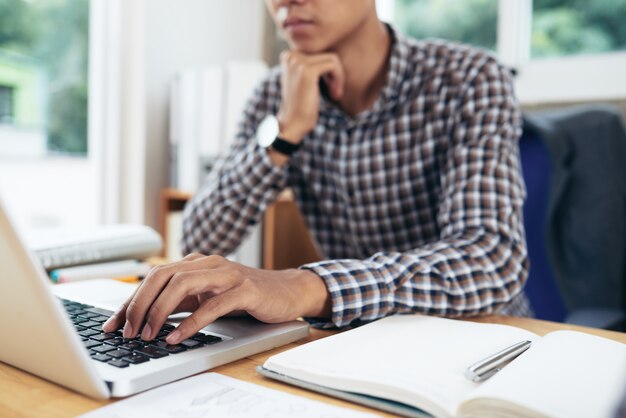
90, 0, 146, 225
378, 0, 626, 104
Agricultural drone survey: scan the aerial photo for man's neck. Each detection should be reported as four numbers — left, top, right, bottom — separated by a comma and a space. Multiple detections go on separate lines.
331, 16, 391, 117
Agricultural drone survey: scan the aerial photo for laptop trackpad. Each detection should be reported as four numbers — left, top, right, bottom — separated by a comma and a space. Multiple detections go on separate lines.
51, 279, 137, 312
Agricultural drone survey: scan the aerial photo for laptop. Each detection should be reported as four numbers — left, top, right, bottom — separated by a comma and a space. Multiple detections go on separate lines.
0, 199, 309, 399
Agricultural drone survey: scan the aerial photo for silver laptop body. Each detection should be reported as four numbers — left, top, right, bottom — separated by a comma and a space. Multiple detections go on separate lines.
0, 199, 309, 399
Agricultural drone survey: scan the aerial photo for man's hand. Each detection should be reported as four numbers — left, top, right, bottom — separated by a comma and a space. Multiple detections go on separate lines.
102, 254, 331, 344
277, 51, 345, 142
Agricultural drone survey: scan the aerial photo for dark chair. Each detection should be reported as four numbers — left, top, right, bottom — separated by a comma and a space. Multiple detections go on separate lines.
520, 105, 626, 331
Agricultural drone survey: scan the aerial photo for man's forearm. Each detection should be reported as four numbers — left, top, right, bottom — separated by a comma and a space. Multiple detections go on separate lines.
181, 140, 288, 256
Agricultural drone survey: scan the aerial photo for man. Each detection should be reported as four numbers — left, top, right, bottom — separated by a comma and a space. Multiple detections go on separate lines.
104, 0, 530, 344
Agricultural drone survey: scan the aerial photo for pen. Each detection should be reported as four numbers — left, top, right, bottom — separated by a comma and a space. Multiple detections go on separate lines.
465, 340, 532, 382
112, 275, 144, 283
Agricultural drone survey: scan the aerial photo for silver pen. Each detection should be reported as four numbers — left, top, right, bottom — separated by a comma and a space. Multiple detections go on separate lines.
464, 340, 532, 382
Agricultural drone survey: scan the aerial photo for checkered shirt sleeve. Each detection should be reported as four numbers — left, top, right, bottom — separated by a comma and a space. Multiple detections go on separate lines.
302, 57, 529, 328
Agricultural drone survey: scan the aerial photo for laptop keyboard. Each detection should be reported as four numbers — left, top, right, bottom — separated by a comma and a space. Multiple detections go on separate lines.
60, 298, 223, 369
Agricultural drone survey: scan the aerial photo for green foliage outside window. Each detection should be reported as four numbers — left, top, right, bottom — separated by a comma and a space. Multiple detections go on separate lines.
393, 0, 626, 59
532, 0, 626, 57
393, 0, 498, 51
0, 0, 89, 155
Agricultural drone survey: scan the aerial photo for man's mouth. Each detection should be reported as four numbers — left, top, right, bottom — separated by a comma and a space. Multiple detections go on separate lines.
277, 7, 314, 31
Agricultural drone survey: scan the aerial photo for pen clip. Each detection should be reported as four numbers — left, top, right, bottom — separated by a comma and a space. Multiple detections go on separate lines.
465, 340, 532, 382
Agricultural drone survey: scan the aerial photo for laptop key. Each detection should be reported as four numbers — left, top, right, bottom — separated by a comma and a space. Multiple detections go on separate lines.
107, 349, 131, 359
119, 341, 143, 351
79, 329, 100, 338
72, 309, 90, 316
90, 325, 113, 332
91, 353, 112, 362
92, 344, 116, 354
84, 340, 102, 349
85, 307, 114, 316
180, 339, 202, 349
192, 334, 222, 345
91, 333, 117, 341
123, 353, 150, 364
156, 329, 171, 338
107, 359, 129, 368
135, 346, 169, 359
150, 341, 186, 354
79, 321, 101, 328
104, 337, 125, 347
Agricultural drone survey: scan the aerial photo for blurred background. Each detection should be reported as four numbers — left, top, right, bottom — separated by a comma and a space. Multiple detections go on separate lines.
1, 0, 624, 230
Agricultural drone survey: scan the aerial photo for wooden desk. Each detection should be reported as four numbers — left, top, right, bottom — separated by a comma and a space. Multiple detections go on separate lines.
1, 316, 625, 418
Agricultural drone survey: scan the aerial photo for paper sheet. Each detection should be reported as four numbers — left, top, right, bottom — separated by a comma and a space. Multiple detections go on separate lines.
79, 373, 380, 418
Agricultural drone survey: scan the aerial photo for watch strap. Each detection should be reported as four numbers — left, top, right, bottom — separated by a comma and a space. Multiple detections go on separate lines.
271, 137, 301, 156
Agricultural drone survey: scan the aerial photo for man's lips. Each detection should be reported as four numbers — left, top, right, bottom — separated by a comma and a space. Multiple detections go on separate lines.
282, 17, 314, 30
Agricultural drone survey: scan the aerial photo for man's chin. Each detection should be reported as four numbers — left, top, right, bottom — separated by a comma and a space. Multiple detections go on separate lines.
287, 39, 332, 55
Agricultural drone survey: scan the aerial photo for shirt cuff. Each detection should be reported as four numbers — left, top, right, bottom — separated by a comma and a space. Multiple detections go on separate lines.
300, 258, 387, 329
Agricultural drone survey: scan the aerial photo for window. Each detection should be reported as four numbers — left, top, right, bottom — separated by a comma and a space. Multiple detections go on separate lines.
0, 0, 89, 156
391, 0, 626, 59
0, 0, 96, 231
382, 0, 626, 103
532, 0, 626, 58
393, 0, 498, 52
0, 85, 14, 123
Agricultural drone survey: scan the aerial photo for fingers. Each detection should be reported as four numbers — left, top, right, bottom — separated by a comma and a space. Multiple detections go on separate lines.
102, 254, 208, 333
281, 51, 345, 99
121, 265, 176, 338
102, 281, 145, 332
306, 54, 345, 100
140, 269, 241, 340
166, 291, 244, 345
316, 60, 345, 100
102, 253, 253, 345
115, 254, 224, 338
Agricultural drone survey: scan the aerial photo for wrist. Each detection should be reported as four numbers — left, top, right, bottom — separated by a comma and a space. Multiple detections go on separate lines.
276, 115, 308, 144
257, 115, 302, 163
291, 269, 332, 319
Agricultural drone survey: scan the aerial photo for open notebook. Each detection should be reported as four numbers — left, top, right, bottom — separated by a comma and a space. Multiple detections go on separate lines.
258, 315, 626, 418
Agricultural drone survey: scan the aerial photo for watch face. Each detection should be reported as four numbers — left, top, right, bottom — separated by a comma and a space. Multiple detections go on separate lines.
257, 115, 280, 148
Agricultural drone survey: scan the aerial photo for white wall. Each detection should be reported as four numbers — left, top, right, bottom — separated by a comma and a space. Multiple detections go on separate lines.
0, 158, 97, 230
0, 125, 46, 158
142, 0, 267, 229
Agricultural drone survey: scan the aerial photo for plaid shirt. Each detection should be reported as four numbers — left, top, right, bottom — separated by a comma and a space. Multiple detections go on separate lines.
182, 26, 531, 328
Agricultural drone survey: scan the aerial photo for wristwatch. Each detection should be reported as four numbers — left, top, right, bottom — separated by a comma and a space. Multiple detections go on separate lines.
256, 115, 301, 156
